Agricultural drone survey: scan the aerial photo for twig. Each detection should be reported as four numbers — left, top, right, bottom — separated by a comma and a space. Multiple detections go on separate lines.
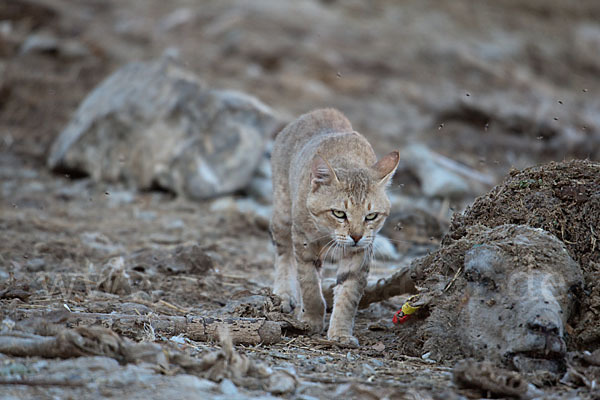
158, 299, 189, 314
14, 310, 281, 345
0, 379, 85, 387
444, 267, 463, 292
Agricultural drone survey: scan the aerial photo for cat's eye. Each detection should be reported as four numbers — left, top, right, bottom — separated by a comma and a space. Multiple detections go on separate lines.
332, 210, 346, 219
365, 213, 378, 221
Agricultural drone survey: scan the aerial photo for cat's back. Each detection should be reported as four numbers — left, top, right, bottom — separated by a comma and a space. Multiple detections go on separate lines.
272, 109, 355, 185
272, 109, 376, 184
273, 109, 353, 156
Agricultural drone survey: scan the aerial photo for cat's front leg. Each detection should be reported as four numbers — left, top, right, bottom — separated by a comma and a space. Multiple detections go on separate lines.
327, 252, 369, 348
271, 215, 300, 315
294, 250, 326, 334
273, 251, 299, 315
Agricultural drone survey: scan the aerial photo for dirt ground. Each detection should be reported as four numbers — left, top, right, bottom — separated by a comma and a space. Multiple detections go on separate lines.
1, 0, 600, 398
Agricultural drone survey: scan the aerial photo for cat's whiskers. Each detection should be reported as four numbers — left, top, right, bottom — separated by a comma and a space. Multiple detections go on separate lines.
319, 238, 337, 262
334, 242, 342, 261
338, 236, 349, 259
371, 237, 388, 261
329, 241, 342, 263
380, 237, 418, 245
360, 243, 373, 270
313, 233, 334, 242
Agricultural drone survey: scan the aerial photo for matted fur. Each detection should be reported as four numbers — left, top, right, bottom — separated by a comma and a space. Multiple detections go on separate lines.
270, 108, 399, 347
396, 224, 582, 369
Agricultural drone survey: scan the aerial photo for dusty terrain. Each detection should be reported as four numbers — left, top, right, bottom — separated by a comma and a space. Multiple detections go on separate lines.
1, 0, 600, 398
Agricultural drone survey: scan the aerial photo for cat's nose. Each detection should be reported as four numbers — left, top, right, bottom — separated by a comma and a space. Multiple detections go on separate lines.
350, 234, 362, 244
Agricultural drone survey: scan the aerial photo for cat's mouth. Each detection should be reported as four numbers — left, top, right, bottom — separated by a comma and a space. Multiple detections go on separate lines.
341, 241, 372, 252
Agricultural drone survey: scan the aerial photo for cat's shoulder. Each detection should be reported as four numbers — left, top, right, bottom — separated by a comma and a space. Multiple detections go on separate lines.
303, 108, 350, 124
302, 108, 352, 130
282, 108, 353, 137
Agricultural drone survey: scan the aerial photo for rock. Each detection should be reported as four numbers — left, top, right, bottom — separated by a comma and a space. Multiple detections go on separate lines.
20, 33, 58, 54
235, 198, 272, 222
573, 24, 600, 72
47, 55, 280, 200
171, 374, 218, 392
127, 245, 214, 275
20, 32, 90, 59
97, 257, 132, 295
219, 378, 238, 396
25, 258, 45, 272
361, 363, 375, 376
104, 189, 135, 207
247, 156, 273, 203
80, 231, 124, 255
266, 370, 297, 395
157, 8, 195, 32
247, 175, 272, 203
399, 143, 470, 198
58, 40, 90, 59
209, 196, 272, 226
246, 141, 274, 203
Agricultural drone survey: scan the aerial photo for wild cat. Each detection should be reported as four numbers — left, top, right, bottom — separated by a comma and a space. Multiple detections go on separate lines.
270, 108, 399, 347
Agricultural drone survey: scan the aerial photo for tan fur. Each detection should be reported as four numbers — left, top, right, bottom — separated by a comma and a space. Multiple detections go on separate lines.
270, 109, 399, 347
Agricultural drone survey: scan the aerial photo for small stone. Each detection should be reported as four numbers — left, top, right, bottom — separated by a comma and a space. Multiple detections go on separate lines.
20, 33, 59, 54
60, 40, 91, 59
361, 363, 376, 376
400, 143, 470, 198
25, 258, 45, 272
314, 364, 327, 373
372, 342, 385, 352
157, 8, 195, 32
267, 371, 296, 395
219, 379, 238, 396
172, 374, 217, 392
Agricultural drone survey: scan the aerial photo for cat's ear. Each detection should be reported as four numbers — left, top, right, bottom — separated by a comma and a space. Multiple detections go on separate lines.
373, 150, 400, 186
311, 155, 337, 191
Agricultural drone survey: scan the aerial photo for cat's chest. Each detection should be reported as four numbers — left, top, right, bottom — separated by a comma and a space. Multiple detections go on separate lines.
311, 237, 341, 264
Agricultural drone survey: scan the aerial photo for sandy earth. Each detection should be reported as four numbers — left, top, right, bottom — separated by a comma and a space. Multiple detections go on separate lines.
1, 0, 600, 398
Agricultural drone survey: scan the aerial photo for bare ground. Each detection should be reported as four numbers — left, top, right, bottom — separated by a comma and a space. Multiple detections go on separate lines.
1, 0, 600, 398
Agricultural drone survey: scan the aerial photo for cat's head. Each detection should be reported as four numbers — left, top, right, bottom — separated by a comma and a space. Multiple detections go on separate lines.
306, 151, 399, 252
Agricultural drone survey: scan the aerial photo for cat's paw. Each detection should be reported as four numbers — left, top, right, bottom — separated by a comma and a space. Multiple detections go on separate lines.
300, 314, 324, 334
328, 334, 359, 348
276, 292, 297, 314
